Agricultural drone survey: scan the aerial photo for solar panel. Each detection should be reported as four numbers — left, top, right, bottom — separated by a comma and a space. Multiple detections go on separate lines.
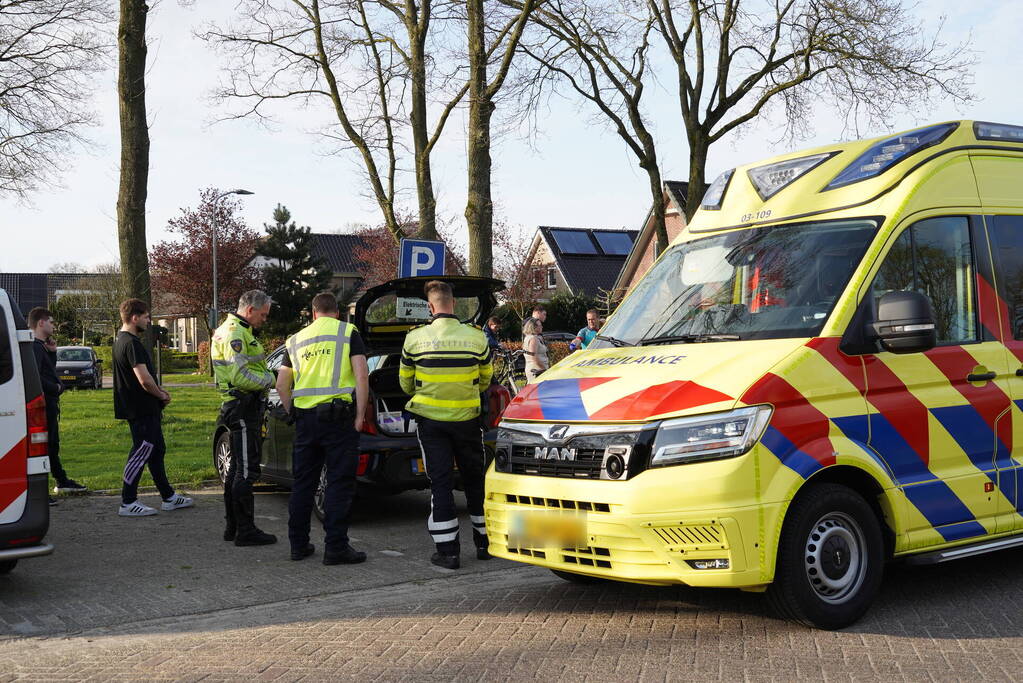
550, 230, 598, 255
593, 232, 634, 255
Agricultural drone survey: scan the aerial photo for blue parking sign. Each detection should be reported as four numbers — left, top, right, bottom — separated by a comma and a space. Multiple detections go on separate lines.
399, 239, 446, 277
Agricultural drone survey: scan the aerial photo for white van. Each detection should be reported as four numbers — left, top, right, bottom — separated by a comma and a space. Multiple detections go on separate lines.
0, 288, 54, 573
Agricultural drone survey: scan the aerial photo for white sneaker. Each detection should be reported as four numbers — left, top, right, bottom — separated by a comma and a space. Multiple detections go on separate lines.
119, 501, 157, 517
161, 494, 194, 511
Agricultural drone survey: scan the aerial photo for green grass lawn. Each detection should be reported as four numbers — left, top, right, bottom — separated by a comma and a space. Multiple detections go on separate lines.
56, 386, 223, 493
158, 372, 213, 385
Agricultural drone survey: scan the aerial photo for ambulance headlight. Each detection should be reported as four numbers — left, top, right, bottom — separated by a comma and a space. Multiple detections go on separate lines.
650, 406, 772, 466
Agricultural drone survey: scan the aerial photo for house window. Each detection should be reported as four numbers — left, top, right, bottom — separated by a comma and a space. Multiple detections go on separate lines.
547, 268, 557, 289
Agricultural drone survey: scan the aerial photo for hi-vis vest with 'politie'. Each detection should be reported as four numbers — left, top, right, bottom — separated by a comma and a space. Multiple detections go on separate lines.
211, 313, 273, 401
286, 316, 357, 410
399, 315, 492, 422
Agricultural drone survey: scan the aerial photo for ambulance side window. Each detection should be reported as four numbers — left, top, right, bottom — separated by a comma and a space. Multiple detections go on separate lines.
987, 215, 1023, 340
870, 217, 976, 344
0, 303, 12, 385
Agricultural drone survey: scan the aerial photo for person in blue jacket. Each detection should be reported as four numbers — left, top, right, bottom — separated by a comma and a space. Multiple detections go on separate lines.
569, 309, 600, 351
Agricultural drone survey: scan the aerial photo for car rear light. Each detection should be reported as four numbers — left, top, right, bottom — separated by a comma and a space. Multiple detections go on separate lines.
356, 453, 370, 476
26, 394, 48, 457
360, 398, 378, 435
487, 384, 511, 429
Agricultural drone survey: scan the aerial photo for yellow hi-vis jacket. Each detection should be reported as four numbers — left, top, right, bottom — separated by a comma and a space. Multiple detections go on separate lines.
211, 313, 273, 401
285, 316, 357, 410
399, 315, 492, 422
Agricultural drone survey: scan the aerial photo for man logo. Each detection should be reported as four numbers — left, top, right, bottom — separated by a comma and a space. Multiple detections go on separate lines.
533, 446, 577, 461
548, 424, 570, 441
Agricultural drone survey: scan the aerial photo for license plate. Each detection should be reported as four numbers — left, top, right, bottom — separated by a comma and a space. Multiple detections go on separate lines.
508, 510, 587, 549
60, 376, 75, 381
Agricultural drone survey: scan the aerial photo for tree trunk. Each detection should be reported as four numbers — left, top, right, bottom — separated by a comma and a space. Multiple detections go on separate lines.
408, 15, 437, 240
116, 0, 151, 307
641, 162, 667, 256
685, 131, 709, 221
464, 0, 494, 277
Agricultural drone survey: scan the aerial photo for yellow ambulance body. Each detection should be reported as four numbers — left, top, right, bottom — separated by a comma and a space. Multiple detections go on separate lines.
485, 121, 1023, 628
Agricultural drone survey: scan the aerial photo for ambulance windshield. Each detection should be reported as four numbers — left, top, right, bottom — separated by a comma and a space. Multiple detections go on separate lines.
596, 219, 878, 347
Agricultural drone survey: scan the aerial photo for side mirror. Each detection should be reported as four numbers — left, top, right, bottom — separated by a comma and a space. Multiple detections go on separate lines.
95, 358, 103, 364
870, 290, 936, 354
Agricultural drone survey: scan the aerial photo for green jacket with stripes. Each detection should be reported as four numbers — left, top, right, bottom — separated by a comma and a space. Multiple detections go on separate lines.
399, 315, 493, 422
211, 313, 274, 401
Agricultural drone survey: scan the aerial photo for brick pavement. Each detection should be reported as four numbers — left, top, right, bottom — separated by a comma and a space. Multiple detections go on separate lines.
3, 491, 1023, 680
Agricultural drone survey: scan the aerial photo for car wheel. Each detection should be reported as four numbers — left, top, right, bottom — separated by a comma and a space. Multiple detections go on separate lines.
214, 432, 231, 484
766, 483, 883, 630
0, 559, 17, 574
550, 569, 605, 584
313, 464, 327, 522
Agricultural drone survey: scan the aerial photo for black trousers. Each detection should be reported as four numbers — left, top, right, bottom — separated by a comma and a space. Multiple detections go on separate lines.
288, 408, 359, 553
121, 412, 174, 505
45, 402, 68, 485
415, 415, 487, 555
221, 395, 264, 534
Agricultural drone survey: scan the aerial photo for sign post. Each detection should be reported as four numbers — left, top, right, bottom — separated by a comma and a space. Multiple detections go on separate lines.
399, 239, 446, 278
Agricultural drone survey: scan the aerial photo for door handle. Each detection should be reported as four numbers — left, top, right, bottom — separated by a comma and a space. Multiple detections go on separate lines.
968, 372, 997, 382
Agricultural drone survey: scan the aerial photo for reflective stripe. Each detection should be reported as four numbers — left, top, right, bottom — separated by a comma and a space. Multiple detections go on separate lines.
428, 518, 459, 531
286, 336, 301, 376
415, 371, 479, 383
410, 395, 481, 409
331, 323, 351, 388
212, 359, 231, 366
239, 419, 248, 478
430, 530, 459, 542
292, 386, 355, 397
470, 515, 485, 525
291, 334, 343, 350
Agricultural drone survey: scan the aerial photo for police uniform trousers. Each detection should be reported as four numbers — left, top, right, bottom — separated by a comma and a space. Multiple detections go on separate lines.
221, 393, 264, 536
288, 408, 359, 553
415, 415, 487, 555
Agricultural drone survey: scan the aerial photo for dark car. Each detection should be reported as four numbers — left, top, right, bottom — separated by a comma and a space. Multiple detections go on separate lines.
55, 346, 103, 389
211, 276, 512, 517
542, 331, 576, 343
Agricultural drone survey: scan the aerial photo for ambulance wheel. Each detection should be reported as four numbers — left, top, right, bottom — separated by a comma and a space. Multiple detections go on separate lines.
313, 464, 327, 522
0, 559, 16, 574
766, 483, 883, 630
550, 569, 605, 584
214, 432, 231, 484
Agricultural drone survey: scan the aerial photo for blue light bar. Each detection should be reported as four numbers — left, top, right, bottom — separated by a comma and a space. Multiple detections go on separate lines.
823, 122, 959, 192
700, 169, 734, 210
974, 121, 1023, 142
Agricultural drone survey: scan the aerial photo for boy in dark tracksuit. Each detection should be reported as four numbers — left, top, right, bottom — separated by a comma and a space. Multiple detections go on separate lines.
27, 308, 86, 499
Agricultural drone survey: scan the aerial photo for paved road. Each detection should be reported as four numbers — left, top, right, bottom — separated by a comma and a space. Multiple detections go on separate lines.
3, 489, 1023, 681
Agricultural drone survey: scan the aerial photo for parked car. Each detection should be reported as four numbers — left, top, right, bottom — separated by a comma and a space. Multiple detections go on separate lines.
542, 331, 576, 344
212, 276, 512, 518
0, 288, 54, 574
55, 346, 103, 389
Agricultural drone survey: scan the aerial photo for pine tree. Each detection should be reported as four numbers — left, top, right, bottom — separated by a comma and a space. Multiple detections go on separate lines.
256, 204, 334, 335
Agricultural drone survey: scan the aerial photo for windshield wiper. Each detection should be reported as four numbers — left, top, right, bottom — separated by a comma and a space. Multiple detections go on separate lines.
638, 333, 741, 346
595, 334, 632, 347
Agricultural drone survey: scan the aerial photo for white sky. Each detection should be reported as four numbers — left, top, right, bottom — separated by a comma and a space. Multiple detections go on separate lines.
0, 0, 1016, 272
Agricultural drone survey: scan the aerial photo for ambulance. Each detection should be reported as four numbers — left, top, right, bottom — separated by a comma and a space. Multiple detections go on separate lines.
0, 288, 54, 575
485, 121, 1023, 629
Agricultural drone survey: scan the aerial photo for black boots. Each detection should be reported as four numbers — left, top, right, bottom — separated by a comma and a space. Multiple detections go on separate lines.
323, 545, 367, 565
431, 552, 460, 570
232, 488, 277, 546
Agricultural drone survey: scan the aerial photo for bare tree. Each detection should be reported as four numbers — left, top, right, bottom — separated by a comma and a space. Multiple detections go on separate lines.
464, 0, 537, 276
117, 0, 152, 307
204, 0, 471, 242
646, 0, 975, 217
519, 0, 671, 252
0, 0, 111, 198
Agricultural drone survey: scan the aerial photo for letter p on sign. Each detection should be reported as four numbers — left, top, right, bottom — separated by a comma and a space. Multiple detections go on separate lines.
399, 238, 446, 278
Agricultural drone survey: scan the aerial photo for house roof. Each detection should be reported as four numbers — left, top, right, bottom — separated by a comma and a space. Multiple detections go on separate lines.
0, 272, 108, 315
663, 180, 693, 211
537, 226, 639, 298
310, 233, 371, 274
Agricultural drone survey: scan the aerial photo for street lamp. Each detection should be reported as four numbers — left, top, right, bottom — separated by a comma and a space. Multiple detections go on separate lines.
210, 188, 255, 331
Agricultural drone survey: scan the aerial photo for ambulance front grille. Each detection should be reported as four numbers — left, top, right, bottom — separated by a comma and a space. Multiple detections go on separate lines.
509, 444, 605, 479
504, 494, 611, 513
651, 524, 727, 551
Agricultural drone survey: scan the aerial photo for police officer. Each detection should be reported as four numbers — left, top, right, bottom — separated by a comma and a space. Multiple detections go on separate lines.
211, 290, 276, 546
399, 280, 493, 569
276, 292, 369, 565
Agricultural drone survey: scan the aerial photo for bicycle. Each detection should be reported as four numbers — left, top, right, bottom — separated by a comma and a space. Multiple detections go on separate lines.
492, 346, 526, 397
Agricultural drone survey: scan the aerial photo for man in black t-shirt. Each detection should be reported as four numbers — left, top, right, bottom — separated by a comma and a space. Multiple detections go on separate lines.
112, 299, 193, 517
27, 307, 86, 501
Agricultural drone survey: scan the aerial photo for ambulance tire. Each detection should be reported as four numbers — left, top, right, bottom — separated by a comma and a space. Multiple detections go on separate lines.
550, 569, 605, 584
766, 483, 883, 630
0, 559, 16, 574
